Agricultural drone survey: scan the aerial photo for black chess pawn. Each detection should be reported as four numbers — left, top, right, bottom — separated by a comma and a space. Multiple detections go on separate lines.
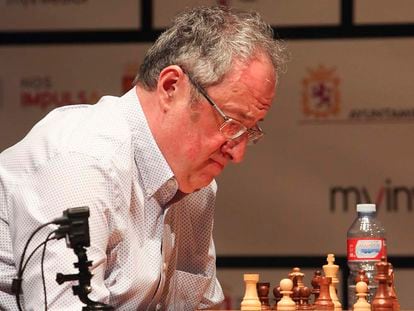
355, 269, 369, 286
272, 285, 282, 310
292, 286, 301, 305
297, 286, 314, 310
257, 282, 271, 310
311, 270, 322, 303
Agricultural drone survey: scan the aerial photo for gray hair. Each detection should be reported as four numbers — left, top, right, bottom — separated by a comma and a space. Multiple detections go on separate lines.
135, 6, 288, 89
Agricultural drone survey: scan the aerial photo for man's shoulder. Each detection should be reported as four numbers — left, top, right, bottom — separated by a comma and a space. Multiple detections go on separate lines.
65, 96, 132, 157
0, 95, 134, 176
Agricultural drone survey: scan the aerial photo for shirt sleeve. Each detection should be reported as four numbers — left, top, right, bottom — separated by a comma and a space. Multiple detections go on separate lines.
162, 180, 224, 310
197, 239, 225, 309
9, 151, 120, 310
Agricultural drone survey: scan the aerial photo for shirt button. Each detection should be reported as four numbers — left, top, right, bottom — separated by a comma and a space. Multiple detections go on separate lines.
167, 179, 177, 189
156, 303, 162, 310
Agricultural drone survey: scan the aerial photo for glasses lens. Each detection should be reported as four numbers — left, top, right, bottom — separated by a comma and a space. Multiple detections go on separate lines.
220, 119, 247, 140
247, 126, 264, 144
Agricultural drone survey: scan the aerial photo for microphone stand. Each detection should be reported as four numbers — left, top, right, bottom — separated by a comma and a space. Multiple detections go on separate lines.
55, 207, 114, 310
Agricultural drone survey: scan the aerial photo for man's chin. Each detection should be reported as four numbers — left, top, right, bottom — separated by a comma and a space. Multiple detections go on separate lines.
178, 175, 214, 193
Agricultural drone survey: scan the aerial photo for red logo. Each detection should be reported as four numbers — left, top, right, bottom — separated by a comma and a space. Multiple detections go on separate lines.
302, 65, 341, 118
122, 63, 139, 94
347, 238, 387, 261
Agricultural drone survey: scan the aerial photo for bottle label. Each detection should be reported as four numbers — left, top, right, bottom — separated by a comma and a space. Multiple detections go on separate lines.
347, 238, 386, 261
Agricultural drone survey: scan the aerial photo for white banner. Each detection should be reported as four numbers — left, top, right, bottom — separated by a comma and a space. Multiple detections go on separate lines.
215, 38, 414, 257
0, 44, 150, 150
154, 0, 340, 28
1, 38, 413, 309
0, 0, 140, 30
355, 0, 414, 24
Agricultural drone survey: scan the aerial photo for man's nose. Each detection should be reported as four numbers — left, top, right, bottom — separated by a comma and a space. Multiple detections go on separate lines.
221, 137, 248, 163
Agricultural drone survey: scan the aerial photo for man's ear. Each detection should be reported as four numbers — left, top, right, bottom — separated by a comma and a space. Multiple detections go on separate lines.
156, 65, 186, 111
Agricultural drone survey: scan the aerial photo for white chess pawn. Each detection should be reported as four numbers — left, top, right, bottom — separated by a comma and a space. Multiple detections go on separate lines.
241, 274, 261, 311
277, 278, 295, 311
353, 281, 371, 311
323, 254, 342, 311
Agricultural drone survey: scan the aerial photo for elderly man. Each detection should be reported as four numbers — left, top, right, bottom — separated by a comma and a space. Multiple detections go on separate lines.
0, 6, 287, 310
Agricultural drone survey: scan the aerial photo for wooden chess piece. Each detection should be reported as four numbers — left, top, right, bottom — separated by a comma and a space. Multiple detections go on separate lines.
372, 257, 393, 311
355, 269, 369, 286
257, 282, 272, 310
322, 254, 342, 311
277, 278, 296, 311
241, 273, 261, 311
314, 276, 334, 311
292, 286, 301, 305
297, 286, 315, 310
311, 270, 322, 303
388, 264, 400, 311
289, 267, 305, 288
353, 281, 371, 311
272, 285, 282, 310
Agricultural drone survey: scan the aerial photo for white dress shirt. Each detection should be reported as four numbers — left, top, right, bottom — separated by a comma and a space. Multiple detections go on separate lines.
0, 87, 224, 310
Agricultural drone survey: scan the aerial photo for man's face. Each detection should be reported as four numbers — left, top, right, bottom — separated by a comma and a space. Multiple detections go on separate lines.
164, 54, 276, 193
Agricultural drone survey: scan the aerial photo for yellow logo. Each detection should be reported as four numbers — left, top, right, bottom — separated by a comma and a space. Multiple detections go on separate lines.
302, 65, 340, 118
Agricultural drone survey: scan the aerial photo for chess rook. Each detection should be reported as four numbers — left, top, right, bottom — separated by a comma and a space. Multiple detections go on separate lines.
388, 263, 400, 311
314, 276, 334, 311
372, 258, 393, 311
241, 274, 261, 311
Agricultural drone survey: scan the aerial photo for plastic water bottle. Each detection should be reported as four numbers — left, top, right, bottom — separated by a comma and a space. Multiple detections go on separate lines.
347, 203, 386, 306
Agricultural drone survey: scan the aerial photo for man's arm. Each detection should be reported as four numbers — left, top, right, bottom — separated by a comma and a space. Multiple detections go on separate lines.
9, 152, 117, 310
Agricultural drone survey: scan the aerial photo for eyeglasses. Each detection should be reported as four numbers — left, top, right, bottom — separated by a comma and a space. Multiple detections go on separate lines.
186, 73, 264, 145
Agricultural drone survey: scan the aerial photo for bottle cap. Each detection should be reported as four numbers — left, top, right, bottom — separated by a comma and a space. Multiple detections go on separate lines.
356, 203, 376, 212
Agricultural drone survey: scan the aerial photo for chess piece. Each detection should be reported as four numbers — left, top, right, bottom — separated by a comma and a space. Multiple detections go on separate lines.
241, 274, 261, 311
257, 282, 272, 310
353, 281, 371, 311
311, 270, 322, 303
314, 276, 334, 311
322, 254, 342, 311
272, 285, 282, 310
355, 269, 369, 286
372, 257, 393, 311
387, 264, 400, 311
289, 267, 305, 288
277, 278, 296, 311
297, 286, 314, 310
292, 286, 301, 305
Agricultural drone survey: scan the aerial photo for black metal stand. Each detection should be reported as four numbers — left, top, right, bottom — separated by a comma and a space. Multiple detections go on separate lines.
54, 207, 114, 310
56, 245, 114, 310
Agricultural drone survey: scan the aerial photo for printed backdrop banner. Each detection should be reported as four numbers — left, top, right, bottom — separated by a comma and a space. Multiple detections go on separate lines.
0, 44, 151, 149
1, 39, 413, 258
0, 0, 140, 30
355, 0, 414, 24
214, 38, 414, 257
153, 0, 340, 28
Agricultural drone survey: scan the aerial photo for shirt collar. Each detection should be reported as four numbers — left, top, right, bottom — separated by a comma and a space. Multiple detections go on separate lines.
119, 87, 176, 200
